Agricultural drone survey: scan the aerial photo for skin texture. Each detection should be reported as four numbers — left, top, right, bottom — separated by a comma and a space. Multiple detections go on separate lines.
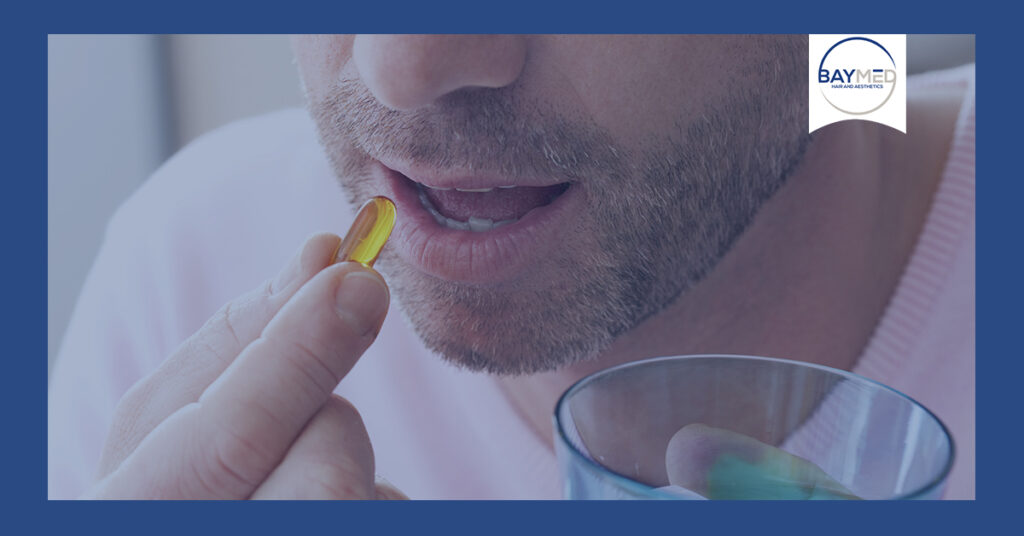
301, 35, 810, 375
294, 35, 957, 451
87, 234, 404, 499
666, 424, 859, 500
89, 36, 961, 499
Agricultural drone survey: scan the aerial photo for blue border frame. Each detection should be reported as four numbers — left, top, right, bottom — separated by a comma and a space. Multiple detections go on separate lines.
12, 0, 1011, 533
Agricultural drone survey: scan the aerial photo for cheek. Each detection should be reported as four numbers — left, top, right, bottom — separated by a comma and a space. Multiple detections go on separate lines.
545, 36, 779, 152
531, 36, 706, 152
292, 35, 354, 101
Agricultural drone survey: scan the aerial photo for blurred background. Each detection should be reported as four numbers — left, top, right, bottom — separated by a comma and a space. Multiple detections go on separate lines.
47, 34, 975, 378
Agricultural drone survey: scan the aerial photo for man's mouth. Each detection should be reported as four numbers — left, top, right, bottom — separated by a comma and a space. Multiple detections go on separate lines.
372, 159, 582, 282
413, 181, 571, 232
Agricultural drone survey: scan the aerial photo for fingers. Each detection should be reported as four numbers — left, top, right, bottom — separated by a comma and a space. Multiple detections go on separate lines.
94, 261, 389, 498
374, 478, 410, 500
97, 233, 343, 478
665, 423, 859, 500
251, 395, 377, 500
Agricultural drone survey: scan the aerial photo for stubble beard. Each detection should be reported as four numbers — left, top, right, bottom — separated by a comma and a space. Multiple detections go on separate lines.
309, 46, 809, 376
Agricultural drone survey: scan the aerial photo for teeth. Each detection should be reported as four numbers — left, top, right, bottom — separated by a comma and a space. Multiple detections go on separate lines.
444, 217, 470, 231
417, 188, 433, 208
433, 213, 515, 232
423, 184, 519, 192
468, 217, 493, 232
417, 183, 517, 232
466, 217, 516, 232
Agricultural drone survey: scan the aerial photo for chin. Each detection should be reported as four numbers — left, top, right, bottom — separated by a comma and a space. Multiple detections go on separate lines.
405, 312, 607, 376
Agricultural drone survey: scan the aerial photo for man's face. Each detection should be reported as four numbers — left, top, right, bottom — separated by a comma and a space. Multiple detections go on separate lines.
293, 35, 809, 375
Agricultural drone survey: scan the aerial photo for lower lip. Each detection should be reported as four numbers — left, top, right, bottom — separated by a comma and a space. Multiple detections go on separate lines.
375, 163, 581, 284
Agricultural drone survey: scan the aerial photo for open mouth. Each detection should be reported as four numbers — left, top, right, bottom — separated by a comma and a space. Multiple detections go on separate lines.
374, 160, 582, 282
413, 180, 572, 232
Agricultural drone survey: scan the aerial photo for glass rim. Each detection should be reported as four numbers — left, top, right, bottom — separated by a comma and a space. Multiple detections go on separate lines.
552, 353, 956, 500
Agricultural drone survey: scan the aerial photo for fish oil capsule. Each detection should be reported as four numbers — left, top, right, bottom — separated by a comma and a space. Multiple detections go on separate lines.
335, 196, 396, 268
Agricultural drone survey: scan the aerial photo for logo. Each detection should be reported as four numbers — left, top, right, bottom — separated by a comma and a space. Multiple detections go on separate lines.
809, 34, 906, 133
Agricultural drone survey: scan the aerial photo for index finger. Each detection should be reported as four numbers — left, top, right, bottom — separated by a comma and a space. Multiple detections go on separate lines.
97, 232, 343, 478
98, 262, 389, 498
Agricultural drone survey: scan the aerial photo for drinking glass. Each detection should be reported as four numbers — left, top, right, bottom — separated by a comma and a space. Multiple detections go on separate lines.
553, 355, 954, 499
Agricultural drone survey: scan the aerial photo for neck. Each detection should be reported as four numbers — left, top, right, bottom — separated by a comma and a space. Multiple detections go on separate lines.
498, 101, 954, 448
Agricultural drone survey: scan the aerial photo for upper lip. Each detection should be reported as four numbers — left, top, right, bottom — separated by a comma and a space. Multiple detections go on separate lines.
376, 157, 573, 190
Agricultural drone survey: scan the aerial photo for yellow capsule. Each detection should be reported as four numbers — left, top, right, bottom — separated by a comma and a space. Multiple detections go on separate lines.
335, 196, 396, 268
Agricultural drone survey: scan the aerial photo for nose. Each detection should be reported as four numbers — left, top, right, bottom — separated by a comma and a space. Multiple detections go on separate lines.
352, 35, 527, 111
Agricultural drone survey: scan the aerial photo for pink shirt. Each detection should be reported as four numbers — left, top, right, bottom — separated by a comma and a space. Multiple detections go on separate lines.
853, 64, 975, 498
48, 64, 975, 500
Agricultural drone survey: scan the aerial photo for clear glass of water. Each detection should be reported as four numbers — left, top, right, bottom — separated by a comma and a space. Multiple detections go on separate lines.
553, 355, 954, 499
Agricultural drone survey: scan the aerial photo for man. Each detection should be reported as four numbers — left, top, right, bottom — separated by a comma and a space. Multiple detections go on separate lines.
48, 35, 974, 499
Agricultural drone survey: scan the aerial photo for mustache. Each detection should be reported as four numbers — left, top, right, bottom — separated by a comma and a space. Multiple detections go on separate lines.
312, 78, 626, 182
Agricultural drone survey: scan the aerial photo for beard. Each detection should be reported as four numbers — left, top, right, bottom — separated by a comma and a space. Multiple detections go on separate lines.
308, 40, 809, 375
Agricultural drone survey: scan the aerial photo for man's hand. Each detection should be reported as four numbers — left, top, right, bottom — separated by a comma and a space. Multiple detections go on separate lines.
665, 424, 860, 500
84, 233, 405, 499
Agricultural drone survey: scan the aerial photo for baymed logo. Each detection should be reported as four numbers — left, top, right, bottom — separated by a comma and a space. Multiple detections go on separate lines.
809, 35, 906, 133
819, 37, 897, 114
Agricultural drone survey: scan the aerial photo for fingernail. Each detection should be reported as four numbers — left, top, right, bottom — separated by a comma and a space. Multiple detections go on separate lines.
335, 268, 389, 336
